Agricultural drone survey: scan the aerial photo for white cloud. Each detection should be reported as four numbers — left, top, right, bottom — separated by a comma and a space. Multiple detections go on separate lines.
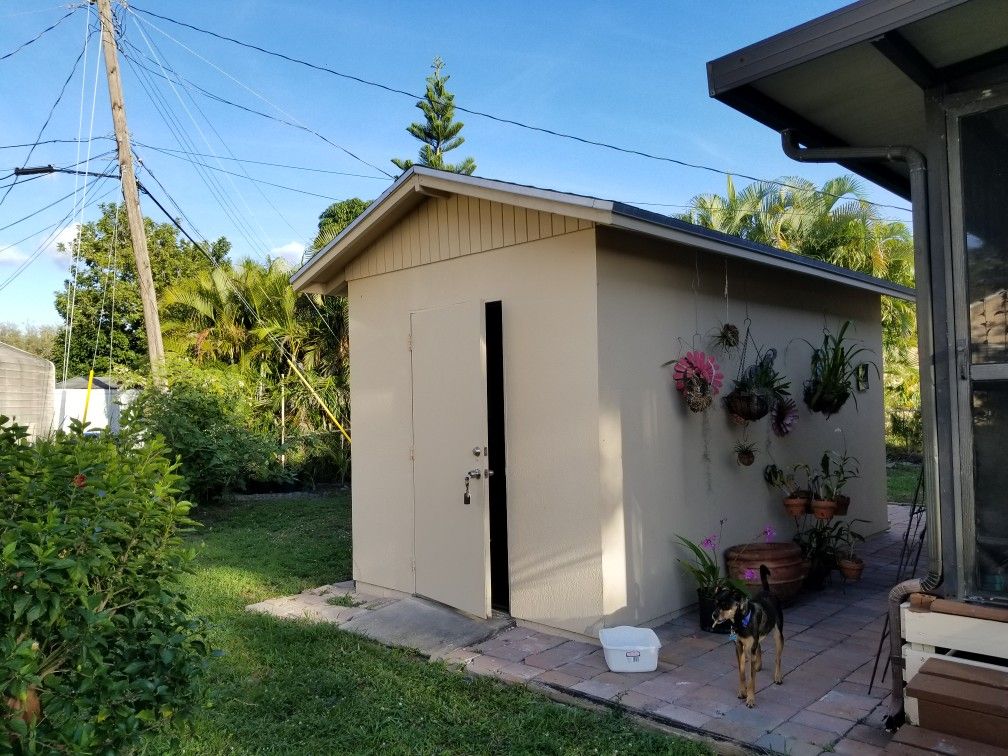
45, 224, 81, 260
0, 245, 28, 265
270, 240, 306, 266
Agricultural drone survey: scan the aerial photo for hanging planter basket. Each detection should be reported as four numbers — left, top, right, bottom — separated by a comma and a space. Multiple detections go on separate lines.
803, 379, 851, 416
722, 389, 771, 422
671, 351, 723, 414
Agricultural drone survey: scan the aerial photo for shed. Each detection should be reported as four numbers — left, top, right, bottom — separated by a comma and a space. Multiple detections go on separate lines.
0, 341, 55, 440
292, 167, 913, 638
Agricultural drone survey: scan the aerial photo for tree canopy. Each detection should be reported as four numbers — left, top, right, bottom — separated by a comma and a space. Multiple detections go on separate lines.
392, 57, 476, 176
51, 203, 229, 377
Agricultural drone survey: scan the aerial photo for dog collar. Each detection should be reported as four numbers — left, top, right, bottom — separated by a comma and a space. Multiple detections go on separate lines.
741, 609, 752, 628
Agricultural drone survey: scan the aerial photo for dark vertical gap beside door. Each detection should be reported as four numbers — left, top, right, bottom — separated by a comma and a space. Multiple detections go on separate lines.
486, 301, 510, 613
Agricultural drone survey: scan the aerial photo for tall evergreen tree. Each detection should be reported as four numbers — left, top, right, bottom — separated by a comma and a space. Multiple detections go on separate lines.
392, 57, 476, 176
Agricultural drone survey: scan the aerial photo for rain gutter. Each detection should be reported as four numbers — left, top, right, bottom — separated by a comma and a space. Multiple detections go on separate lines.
781, 129, 943, 729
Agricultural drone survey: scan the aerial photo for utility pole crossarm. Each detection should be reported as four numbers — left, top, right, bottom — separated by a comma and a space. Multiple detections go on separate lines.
95, 0, 164, 377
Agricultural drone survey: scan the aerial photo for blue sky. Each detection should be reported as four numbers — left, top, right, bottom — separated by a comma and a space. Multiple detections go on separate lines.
0, 0, 911, 326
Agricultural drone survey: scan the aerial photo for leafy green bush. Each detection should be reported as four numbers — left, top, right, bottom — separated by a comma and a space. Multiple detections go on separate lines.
0, 417, 208, 752
127, 369, 291, 503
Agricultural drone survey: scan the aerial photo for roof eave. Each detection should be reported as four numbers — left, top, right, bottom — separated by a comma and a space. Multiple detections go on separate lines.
610, 203, 916, 302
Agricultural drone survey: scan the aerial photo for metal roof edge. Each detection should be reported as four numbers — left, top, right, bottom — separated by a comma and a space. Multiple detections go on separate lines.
610, 201, 916, 302
706, 0, 966, 96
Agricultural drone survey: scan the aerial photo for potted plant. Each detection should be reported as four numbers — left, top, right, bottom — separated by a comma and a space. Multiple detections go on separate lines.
810, 450, 860, 519
803, 320, 878, 416
836, 518, 868, 581
764, 463, 811, 517
674, 523, 745, 633
793, 519, 845, 590
734, 440, 757, 466
723, 347, 790, 423
714, 322, 740, 353
667, 350, 724, 413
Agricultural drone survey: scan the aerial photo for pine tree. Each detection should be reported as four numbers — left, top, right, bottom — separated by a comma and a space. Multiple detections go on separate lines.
392, 57, 476, 176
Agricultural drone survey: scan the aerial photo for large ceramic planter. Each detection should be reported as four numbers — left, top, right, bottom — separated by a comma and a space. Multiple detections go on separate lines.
697, 588, 731, 634
725, 542, 808, 605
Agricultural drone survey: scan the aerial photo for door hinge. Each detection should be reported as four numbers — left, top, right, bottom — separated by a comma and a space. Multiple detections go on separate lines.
408, 334, 413, 351
409, 446, 415, 461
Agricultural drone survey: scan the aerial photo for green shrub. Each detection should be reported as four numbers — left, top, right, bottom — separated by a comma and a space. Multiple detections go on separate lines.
0, 417, 208, 752
127, 370, 291, 503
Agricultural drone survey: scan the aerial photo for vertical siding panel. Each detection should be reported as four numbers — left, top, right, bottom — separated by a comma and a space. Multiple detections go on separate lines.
539, 211, 553, 237
418, 202, 430, 264
457, 196, 471, 256
384, 235, 394, 273
578, 218, 592, 231
490, 201, 504, 249
515, 207, 528, 243
552, 214, 566, 235
447, 195, 460, 258
426, 200, 437, 263
479, 199, 492, 251
410, 207, 421, 267
438, 198, 450, 261
526, 208, 540, 241
502, 204, 515, 246
393, 223, 404, 271
468, 195, 481, 252
565, 215, 578, 233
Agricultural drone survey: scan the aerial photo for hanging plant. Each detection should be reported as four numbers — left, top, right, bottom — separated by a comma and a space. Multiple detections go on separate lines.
802, 320, 879, 417
734, 440, 757, 466
723, 347, 790, 423
770, 397, 799, 437
671, 351, 723, 413
714, 323, 740, 353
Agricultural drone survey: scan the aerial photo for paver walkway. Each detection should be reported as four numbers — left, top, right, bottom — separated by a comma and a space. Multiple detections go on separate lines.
449, 505, 921, 755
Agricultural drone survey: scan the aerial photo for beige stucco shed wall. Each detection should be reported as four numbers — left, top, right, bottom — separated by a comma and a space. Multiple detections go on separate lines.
595, 228, 887, 628
346, 195, 605, 636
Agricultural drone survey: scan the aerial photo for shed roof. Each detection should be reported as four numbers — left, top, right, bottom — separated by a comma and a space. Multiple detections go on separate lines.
291, 166, 914, 301
54, 375, 118, 390
706, 0, 1008, 199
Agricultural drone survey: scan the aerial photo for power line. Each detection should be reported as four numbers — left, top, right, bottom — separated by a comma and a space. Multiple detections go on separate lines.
128, 3, 912, 216
0, 31, 93, 209
0, 7, 78, 62
118, 38, 393, 179
133, 142, 390, 181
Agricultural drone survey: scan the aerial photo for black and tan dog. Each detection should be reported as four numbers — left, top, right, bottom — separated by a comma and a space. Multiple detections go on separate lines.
711, 564, 784, 708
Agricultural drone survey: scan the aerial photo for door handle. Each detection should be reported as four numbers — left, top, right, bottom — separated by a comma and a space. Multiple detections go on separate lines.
467, 469, 482, 480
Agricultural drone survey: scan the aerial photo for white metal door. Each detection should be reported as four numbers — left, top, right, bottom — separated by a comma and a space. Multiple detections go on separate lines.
410, 302, 491, 618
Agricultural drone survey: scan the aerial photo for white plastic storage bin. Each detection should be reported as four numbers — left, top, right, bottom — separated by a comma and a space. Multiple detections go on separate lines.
598, 626, 661, 672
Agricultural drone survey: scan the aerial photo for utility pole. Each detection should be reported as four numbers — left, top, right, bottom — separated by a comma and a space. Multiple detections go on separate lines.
95, 0, 164, 376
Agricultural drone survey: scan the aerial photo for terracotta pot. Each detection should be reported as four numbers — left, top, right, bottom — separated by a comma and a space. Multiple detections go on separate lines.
725, 542, 808, 605
838, 557, 864, 581
783, 491, 810, 517
697, 588, 731, 634
737, 449, 755, 466
835, 494, 850, 516
811, 498, 838, 520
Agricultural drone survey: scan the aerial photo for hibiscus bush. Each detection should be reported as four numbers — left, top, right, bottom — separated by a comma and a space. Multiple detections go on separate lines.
0, 417, 208, 752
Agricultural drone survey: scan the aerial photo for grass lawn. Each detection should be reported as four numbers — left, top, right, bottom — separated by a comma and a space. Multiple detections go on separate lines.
148, 493, 708, 755
887, 462, 922, 504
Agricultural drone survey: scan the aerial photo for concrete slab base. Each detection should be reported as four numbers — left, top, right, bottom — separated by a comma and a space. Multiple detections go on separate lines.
246, 582, 512, 658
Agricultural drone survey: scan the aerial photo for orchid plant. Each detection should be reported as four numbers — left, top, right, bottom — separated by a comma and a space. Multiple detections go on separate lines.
675, 519, 775, 594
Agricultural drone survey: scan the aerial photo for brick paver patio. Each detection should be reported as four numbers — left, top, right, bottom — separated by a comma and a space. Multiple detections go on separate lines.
451, 505, 921, 754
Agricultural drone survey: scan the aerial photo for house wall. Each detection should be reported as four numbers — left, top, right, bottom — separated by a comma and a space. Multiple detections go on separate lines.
595, 227, 887, 627
0, 343, 55, 440
347, 198, 605, 635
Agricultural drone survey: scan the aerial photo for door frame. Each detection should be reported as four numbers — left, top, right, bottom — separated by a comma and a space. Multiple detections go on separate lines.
945, 83, 1008, 600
